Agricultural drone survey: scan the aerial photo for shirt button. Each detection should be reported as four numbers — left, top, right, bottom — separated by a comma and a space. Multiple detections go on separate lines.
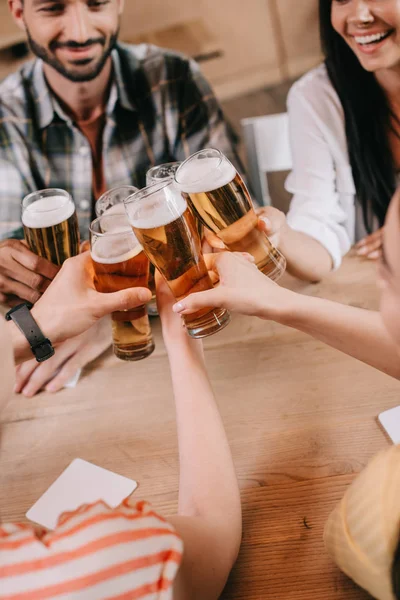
79, 199, 90, 210
79, 146, 90, 156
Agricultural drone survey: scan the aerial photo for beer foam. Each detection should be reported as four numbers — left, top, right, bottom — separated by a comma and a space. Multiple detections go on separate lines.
22, 196, 75, 229
176, 156, 236, 194
127, 185, 187, 229
91, 236, 143, 264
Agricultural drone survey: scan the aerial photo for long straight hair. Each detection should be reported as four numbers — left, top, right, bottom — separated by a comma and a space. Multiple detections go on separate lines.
319, 0, 395, 232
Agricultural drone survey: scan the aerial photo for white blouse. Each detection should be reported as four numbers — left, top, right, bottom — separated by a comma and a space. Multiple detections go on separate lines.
285, 63, 373, 270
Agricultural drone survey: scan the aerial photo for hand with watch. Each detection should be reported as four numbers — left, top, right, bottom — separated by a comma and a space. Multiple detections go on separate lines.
6, 302, 54, 363
6, 252, 152, 366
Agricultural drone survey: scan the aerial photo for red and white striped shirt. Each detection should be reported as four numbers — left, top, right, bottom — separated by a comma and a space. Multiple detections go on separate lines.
0, 500, 183, 600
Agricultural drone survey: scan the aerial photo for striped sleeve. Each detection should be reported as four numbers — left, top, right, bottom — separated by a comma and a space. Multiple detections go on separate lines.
0, 500, 183, 600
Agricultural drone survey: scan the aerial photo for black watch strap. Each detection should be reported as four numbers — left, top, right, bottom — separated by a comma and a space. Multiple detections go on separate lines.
6, 302, 55, 363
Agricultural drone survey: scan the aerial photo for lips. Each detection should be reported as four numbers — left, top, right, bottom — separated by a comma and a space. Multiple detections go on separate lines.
350, 29, 395, 55
353, 30, 394, 46
56, 45, 98, 63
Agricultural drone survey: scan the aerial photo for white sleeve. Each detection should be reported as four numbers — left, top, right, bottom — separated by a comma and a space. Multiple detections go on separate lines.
285, 86, 352, 270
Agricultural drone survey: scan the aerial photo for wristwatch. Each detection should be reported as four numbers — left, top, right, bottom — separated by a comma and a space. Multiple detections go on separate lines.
6, 302, 55, 362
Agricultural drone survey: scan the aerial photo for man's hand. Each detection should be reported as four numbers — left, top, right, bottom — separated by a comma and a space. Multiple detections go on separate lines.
31, 252, 152, 346
355, 228, 384, 260
8, 252, 152, 368
0, 239, 59, 305
14, 319, 112, 397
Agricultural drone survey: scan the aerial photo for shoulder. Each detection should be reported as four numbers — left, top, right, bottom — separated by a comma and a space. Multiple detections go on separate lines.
288, 63, 343, 116
0, 60, 37, 136
116, 42, 193, 80
287, 63, 346, 139
0, 501, 183, 597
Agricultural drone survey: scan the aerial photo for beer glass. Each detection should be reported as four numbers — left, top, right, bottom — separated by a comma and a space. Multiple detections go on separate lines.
95, 186, 138, 218
147, 162, 204, 243
125, 181, 231, 339
90, 214, 155, 361
146, 162, 181, 186
94, 185, 160, 316
174, 148, 286, 281
22, 189, 80, 265
146, 170, 185, 316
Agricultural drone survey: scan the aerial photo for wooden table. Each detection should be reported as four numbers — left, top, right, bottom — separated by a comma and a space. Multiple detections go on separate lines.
1, 256, 399, 599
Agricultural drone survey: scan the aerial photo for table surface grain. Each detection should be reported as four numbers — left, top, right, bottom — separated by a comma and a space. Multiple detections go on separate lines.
1, 256, 398, 599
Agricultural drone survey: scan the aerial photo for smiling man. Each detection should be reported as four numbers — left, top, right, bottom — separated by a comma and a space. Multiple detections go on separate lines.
0, 0, 239, 395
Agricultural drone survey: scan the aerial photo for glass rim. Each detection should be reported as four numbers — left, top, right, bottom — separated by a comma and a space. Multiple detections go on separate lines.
22, 188, 72, 212
96, 185, 139, 205
124, 179, 174, 207
146, 161, 181, 178
174, 148, 223, 186
89, 213, 137, 240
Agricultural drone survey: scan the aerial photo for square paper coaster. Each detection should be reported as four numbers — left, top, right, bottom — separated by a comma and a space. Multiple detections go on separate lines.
378, 405, 400, 445
26, 458, 138, 530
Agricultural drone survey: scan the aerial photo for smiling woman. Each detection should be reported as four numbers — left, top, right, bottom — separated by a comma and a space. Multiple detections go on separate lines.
265, 0, 400, 282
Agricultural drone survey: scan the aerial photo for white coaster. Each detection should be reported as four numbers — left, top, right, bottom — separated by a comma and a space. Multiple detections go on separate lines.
26, 458, 138, 530
378, 405, 400, 444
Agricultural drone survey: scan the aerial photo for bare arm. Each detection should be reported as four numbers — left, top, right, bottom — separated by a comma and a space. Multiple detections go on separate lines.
276, 293, 400, 378
173, 253, 400, 380
279, 226, 333, 282
157, 281, 241, 600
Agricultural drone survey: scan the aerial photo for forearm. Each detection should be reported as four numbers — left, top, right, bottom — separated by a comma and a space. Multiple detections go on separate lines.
272, 293, 400, 378
280, 227, 333, 282
166, 336, 241, 530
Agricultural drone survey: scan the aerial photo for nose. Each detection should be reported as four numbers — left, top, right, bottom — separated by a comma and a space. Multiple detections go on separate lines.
348, 0, 375, 26
63, 3, 91, 44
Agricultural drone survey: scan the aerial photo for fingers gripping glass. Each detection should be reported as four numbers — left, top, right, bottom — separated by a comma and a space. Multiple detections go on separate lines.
90, 214, 155, 361
125, 181, 231, 339
175, 148, 286, 281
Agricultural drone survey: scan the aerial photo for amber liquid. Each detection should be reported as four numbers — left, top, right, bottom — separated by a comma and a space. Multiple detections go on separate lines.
186, 173, 286, 280
23, 211, 80, 266
132, 208, 230, 338
92, 250, 155, 360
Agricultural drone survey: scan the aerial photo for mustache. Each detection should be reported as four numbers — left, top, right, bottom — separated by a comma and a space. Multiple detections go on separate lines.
50, 37, 106, 51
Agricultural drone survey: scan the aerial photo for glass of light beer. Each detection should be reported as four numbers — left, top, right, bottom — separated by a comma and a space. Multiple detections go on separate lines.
90, 214, 155, 361
95, 186, 138, 218
22, 189, 80, 265
174, 148, 286, 281
146, 163, 186, 317
124, 181, 231, 339
147, 162, 204, 246
146, 162, 181, 186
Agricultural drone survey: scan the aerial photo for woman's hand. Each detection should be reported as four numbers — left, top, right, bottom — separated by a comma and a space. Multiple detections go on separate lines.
156, 270, 204, 359
199, 206, 288, 253
172, 252, 295, 321
256, 206, 288, 248
355, 228, 384, 260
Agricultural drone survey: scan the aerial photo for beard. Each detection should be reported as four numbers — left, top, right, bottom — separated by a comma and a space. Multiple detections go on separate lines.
26, 27, 119, 83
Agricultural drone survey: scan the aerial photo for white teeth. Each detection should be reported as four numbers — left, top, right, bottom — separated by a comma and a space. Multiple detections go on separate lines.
355, 31, 390, 45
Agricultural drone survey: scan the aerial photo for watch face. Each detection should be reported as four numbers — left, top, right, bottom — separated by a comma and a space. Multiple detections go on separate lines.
35, 341, 55, 363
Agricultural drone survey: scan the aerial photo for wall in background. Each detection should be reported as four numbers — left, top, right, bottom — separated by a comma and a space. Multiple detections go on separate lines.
0, 0, 322, 99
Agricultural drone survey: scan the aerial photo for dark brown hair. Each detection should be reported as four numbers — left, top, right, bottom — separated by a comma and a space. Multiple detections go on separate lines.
319, 0, 395, 233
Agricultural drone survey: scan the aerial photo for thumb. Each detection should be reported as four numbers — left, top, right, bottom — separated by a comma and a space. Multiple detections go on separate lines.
98, 287, 152, 316
172, 288, 224, 315
204, 229, 225, 250
258, 215, 272, 234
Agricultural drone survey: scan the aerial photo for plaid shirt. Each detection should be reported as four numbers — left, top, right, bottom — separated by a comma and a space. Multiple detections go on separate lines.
0, 43, 240, 240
